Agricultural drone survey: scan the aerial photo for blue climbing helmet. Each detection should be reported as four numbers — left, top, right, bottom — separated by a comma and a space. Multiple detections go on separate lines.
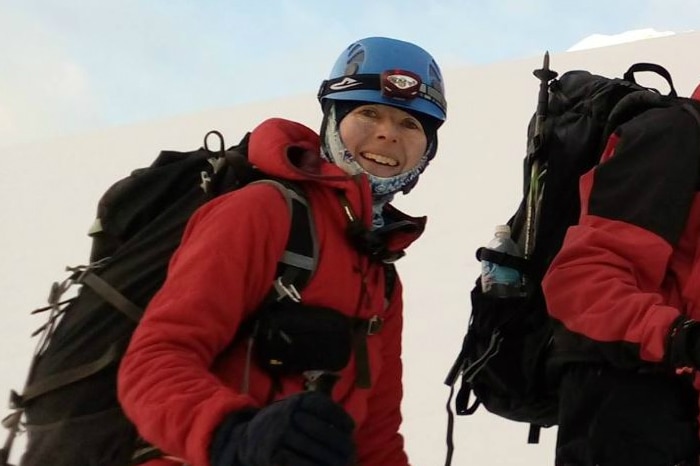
318, 37, 447, 199
317, 36, 447, 125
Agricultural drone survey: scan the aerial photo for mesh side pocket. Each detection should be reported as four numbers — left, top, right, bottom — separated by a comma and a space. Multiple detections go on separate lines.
465, 283, 557, 425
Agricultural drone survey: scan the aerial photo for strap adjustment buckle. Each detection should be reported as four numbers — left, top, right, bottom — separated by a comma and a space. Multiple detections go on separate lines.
273, 277, 302, 303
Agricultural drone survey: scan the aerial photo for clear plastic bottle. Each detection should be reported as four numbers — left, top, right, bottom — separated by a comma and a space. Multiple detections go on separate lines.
480, 224, 523, 298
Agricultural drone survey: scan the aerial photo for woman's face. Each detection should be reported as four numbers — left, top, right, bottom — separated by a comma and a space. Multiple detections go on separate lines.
338, 104, 428, 178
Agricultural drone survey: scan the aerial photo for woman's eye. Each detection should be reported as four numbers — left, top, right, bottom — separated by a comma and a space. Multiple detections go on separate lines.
359, 108, 377, 118
403, 119, 421, 130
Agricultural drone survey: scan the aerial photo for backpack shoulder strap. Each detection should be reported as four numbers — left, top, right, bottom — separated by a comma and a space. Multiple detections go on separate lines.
252, 180, 318, 303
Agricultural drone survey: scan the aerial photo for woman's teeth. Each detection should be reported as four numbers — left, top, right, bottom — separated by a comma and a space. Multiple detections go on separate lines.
363, 152, 398, 167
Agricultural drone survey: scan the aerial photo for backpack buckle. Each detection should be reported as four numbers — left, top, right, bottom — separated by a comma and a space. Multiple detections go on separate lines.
273, 277, 301, 303
200, 171, 212, 193
367, 316, 383, 335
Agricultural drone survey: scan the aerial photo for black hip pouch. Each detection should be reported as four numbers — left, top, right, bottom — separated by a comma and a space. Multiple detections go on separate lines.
251, 300, 353, 376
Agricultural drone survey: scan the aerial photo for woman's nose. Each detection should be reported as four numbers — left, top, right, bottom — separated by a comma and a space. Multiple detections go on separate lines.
375, 120, 399, 142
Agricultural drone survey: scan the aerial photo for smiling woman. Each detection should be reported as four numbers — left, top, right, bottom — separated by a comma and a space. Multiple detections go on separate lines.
114, 35, 449, 466
316, 37, 446, 228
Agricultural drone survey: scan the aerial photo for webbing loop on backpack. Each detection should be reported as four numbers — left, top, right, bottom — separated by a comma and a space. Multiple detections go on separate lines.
19, 342, 122, 405
0, 410, 21, 466
623, 62, 677, 97
443, 328, 502, 466
456, 330, 502, 413
81, 272, 143, 322
528, 424, 541, 444
444, 384, 456, 466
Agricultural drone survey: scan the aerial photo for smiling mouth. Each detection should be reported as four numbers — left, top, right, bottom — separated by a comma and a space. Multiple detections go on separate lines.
361, 152, 399, 167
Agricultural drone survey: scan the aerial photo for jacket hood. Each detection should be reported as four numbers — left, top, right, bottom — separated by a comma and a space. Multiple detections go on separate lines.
246, 117, 427, 251
247, 117, 352, 190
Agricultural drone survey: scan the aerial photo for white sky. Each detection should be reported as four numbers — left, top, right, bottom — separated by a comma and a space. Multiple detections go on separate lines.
1, 0, 699, 148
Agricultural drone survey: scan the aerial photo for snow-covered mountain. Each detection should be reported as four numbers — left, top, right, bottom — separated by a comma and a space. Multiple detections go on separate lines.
568, 28, 677, 51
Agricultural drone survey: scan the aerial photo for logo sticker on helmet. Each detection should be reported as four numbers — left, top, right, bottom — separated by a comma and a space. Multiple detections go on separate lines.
329, 77, 362, 91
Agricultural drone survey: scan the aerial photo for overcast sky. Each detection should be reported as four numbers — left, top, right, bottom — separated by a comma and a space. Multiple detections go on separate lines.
1, 0, 699, 148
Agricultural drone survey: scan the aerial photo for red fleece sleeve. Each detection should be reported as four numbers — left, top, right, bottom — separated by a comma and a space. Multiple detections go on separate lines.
354, 278, 409, 466
543, 106, 700, 365
117, 183, 291, 466
543, 218, 679, 363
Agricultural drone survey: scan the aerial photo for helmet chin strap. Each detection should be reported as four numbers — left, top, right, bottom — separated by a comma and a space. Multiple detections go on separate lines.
321, 104, 429, 199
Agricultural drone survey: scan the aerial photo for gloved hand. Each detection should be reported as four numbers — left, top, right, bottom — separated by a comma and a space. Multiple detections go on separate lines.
210, 391, 355, 466
666, 317, 700, 369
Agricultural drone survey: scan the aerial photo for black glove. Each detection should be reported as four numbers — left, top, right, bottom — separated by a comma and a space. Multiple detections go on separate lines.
210, 391, 355, 466
666, 317, 700, 369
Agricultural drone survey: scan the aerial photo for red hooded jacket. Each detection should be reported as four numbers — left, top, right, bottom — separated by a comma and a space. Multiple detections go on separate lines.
117, 118, 426, 466
542, 95, 700, 415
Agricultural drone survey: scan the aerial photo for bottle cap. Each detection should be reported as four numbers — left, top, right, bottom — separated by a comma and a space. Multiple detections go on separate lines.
495, 224, 511, 235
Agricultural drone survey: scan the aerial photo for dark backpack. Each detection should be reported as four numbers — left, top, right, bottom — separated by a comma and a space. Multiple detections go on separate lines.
0, 131, 320, 466
443, 58, 700, 462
